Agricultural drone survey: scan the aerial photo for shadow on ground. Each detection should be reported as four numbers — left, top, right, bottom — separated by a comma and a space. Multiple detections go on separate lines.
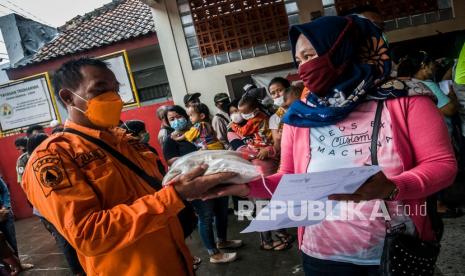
14, 211, 465, 275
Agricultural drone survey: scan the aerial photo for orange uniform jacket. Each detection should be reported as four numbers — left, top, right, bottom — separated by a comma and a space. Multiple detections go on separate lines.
22, 121, 193, 276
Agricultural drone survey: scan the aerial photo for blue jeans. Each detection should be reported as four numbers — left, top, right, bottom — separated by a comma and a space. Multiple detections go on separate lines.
39, 217, 85, 275
191, 197, 229, 255
302, 253, 380, 276
0, 212, 17, 255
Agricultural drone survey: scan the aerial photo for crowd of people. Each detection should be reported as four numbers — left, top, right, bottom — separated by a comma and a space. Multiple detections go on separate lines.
0, 5, 463, 276
159, 81, 304, 259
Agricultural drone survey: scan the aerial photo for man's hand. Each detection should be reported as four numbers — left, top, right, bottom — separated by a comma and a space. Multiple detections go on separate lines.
171, 164, 237, 200
328, 171, 396, 202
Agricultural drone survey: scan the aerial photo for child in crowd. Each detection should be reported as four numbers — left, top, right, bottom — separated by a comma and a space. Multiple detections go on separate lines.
230, 94, 276, 163
228, 95, 294, 250
228, 94, 278, 173
172, 103, 224, 150
269, 85, 303, 153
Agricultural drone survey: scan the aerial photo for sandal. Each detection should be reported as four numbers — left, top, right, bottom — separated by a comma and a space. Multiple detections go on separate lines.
260, 240, 292, 251
193, 256, 202, 271
275, 233, 295, 244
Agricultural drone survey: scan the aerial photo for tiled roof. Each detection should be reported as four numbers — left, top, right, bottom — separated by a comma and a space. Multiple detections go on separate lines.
21, 0, 155, 67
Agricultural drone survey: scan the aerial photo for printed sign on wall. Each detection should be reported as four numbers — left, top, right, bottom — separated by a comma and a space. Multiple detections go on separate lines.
99, 51, 139, 106
0, 74, 59, 132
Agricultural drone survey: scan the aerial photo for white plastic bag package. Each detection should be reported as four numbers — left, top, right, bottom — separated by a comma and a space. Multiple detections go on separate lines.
162, 150, 261, 185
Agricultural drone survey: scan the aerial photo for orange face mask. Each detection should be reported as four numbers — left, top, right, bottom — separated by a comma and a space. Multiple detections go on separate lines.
72, 91, 123, 128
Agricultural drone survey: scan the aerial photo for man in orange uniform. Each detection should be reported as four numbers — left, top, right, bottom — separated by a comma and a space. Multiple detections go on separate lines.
22, 58, 235, 276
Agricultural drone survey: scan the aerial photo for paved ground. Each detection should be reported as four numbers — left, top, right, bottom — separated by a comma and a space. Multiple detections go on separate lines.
14, 212, 465, 276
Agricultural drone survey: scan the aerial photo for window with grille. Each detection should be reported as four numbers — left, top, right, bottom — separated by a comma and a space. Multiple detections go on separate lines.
323, 0, 454, 31
178, 0, 299, 70
132, 66, 172, 102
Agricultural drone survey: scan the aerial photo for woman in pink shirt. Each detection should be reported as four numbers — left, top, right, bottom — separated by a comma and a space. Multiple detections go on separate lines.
204, 15, 457, 275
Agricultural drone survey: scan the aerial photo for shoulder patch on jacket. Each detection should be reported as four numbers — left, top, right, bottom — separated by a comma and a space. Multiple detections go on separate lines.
75, 149, 107, 168
32, 154, 71, 197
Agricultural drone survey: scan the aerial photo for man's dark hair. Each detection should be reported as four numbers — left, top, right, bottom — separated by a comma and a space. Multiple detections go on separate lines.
189, 103, 211, 122
27, 133, 49, 155
163, 105, 189, 126
120, 120, 146, 137
52, 58, 109, 104
26, 125, 44, 137
268, 77, 291, 90
14, 137, 28, 149
340, 5, 381, 16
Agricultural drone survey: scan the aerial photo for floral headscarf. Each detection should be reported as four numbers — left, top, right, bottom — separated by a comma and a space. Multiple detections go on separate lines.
283, 15, 435, 128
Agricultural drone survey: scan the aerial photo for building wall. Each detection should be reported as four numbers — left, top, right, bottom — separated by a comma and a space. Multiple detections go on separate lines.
6, 34, 158, 80
39, 44, 168, 124
149, 0, 323, 109
128, 44, 165, 72
148, 0, 465, 109
4, 36, 167, 122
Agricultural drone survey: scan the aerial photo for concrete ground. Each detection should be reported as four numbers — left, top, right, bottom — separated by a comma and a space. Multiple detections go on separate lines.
14, 212, 465, 276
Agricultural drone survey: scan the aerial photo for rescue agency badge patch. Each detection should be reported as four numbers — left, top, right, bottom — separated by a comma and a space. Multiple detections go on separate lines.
39, 165, 63, 187
32, 154, 71, 197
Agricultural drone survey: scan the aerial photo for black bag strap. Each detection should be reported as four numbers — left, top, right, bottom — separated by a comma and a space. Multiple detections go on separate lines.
370, 102, 443, 241
370, 102, 393, 226
215, 113, 229, 122
63, 128, 162, 190
370, 101, 384, 166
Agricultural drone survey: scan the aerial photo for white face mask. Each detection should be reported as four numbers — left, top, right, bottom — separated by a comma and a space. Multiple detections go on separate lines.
241, 110, 257, 120
274, 96, 284, 107
230, 113, 244, 123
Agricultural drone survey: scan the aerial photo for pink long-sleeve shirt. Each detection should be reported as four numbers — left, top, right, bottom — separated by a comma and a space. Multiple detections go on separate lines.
248, 96, 457, 248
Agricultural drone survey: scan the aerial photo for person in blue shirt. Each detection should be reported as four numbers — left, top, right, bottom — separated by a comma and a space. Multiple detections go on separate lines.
0, 175, 34, 273
0, 177, 15, 254
397, 50, 462, 218
397, 50, 458, 121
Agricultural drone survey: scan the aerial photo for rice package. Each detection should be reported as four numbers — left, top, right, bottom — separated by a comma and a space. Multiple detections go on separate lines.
162, 150, 261, 185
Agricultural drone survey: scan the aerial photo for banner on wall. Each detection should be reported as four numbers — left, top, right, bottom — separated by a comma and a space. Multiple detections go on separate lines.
0, 73, 60, 133
98, 50, 139, 106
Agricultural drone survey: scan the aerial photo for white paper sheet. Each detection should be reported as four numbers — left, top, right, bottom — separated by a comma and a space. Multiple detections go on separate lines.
241, 166, 381, 233
439, 80, 452, 95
